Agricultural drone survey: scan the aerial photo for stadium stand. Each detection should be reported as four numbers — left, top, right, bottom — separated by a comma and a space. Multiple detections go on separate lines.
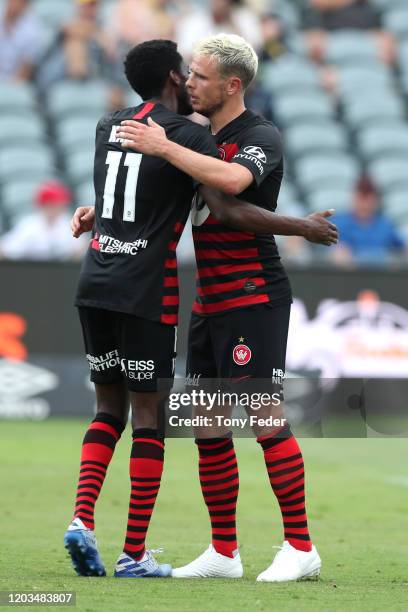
47, 80, 109, 119
0, 0, 406, 262
357, 125, 408, 161
306, 187, 354, 213
384, 191, 408, 222
0, 82, 37, 113
2, 180, 51, 222
297, 154, 360, 194
0, 148, 55, 183
0, 115, 46, 147
324, 30, 379, 66
384, 6, 408, 39
33, 0, 74, 28
55, 117, 98, 155
284, 123, 348, 158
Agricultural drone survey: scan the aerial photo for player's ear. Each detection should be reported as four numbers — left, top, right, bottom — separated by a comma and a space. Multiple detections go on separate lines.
226, 76, 242, 96
169, 70, 182, 87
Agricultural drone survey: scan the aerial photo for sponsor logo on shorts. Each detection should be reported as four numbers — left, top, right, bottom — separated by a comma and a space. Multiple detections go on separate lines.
91, 234, 148, 256
185, 372, 202, 387
233, 344, 252, 366
86, 350, 120, 372
272, 368, 285, 384
120, 359, 155, 381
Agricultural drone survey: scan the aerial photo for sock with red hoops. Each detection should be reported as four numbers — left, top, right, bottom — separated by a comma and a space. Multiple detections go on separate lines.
123, 429, 165, 561
258, 425, 312, 552
196, 434, 239, 558
73, 412, 125, 530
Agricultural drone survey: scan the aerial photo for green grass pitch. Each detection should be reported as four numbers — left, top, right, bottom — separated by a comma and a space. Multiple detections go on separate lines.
0, 420, 407, 611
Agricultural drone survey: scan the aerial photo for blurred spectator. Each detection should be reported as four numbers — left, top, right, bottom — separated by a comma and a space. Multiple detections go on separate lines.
37, 0, 124, 108
0, 180, 86, 261
245, 80, 275, 121
303, 0, 396, 67
276, 234, 313, 264
330, 176, 406, 265
107, 0, 179, 54
304, 0, 381, 31
258, 12, 289, 62
275, 199, 314, 264
0, 0, 42, 81
175, 0, 262, 60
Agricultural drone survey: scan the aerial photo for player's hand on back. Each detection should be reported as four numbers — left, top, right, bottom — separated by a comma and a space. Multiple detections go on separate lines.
304, 209, 338, 246
71, 206, 95, 238
117, 117, 168, 156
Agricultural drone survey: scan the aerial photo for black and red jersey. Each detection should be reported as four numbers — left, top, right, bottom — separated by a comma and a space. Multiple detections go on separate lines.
75, 102, 219, 325
192, 109, 292, 316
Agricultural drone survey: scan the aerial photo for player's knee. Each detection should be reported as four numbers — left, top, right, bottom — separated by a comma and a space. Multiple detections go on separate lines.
131, 407, 158, 430
95, 381, 129, 425
130, 391, 168, 430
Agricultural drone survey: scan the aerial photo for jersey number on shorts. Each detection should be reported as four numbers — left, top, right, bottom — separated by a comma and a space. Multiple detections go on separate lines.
102, 151, 142, 222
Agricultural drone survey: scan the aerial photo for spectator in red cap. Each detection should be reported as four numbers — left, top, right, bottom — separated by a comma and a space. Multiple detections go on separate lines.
0, 179, 87, 260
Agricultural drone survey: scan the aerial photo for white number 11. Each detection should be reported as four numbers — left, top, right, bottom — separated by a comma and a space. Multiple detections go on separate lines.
102, 151, 142, 222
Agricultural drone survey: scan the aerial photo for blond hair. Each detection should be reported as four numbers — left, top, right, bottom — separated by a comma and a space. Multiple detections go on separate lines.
193, 33, 258, 91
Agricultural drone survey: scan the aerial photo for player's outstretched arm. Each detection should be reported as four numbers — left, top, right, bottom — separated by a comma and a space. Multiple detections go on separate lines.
200, 186, 338, 246
117, 118, 252, 195
71, 206, 95, 238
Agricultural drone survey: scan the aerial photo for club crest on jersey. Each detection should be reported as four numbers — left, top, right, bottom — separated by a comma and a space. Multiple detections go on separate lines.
217, 143, 239, 162
218, 146, 227, 160
233, 344, 252, 366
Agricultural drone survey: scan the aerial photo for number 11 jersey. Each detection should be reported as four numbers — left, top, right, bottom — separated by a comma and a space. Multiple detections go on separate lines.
75, 102, 219, 325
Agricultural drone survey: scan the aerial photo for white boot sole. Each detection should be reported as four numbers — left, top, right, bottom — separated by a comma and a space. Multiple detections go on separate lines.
257, 564, 321, 583
299, 566, 321, 581
172, 566, 243, 579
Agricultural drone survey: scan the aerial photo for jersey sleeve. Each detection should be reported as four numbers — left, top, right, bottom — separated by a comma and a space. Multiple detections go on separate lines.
231, 124, 283, 186
177, 124, 220, 190
95, 112, 116, 145
179, 124, 220, 159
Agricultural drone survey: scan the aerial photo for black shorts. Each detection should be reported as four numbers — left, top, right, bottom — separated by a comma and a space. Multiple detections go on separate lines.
186, 303, 291, 383
78, 307, 176, 392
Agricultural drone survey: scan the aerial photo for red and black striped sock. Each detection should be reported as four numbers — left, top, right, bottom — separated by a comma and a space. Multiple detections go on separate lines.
73, 412, 125, 529
123, 429, 165, 561
196, 435, 239, 558
258, 425, 312, 552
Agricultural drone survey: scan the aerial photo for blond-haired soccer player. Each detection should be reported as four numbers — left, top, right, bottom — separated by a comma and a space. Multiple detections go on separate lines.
116, 33, 326, 583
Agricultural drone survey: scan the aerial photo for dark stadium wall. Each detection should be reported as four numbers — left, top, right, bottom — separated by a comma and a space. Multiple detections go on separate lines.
0, 261, 408, 421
